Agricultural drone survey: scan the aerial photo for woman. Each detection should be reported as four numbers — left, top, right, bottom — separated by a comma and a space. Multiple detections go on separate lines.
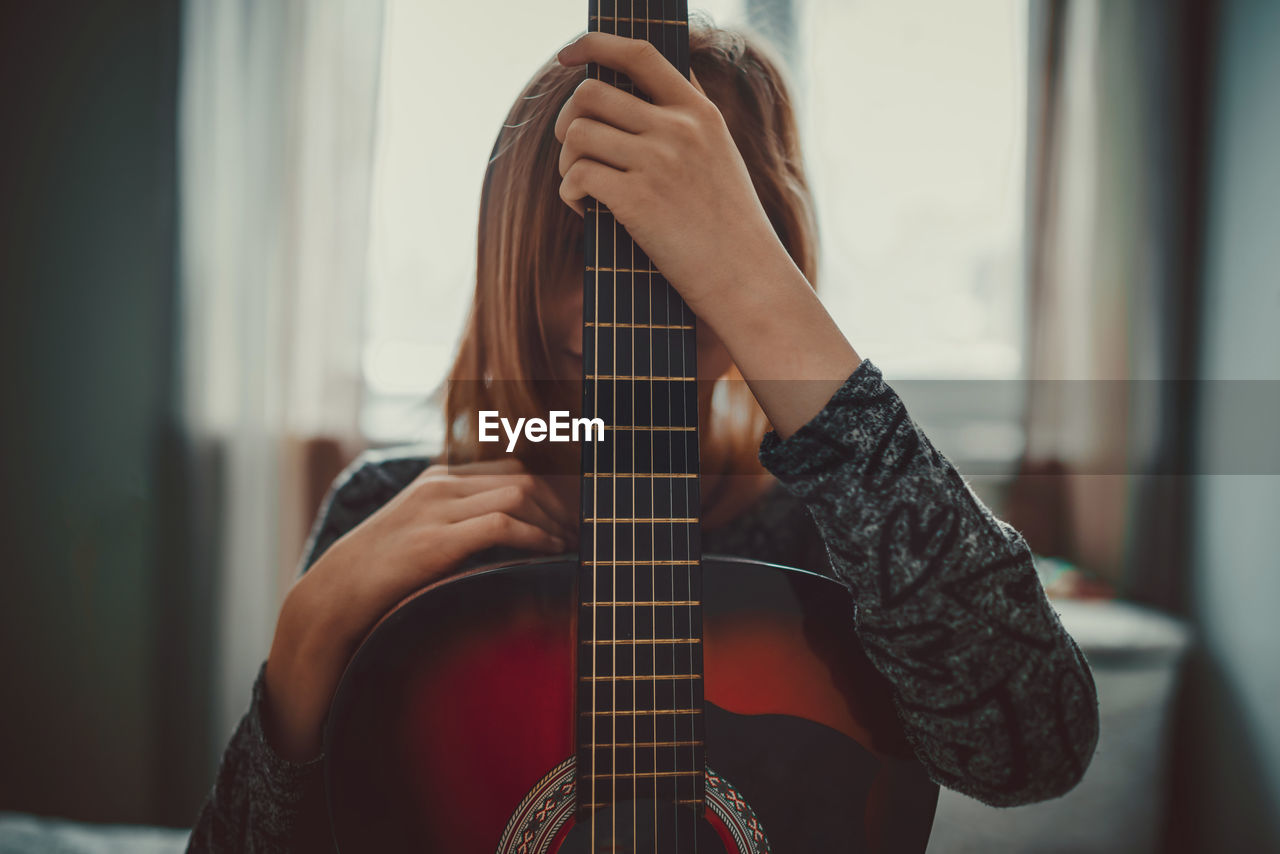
189, 23, 1099, 852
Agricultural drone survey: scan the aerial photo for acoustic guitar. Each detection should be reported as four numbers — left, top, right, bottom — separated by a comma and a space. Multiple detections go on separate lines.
323, 1, 939, 850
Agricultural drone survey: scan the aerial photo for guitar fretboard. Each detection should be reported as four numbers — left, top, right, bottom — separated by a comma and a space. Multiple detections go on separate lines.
575, 0, 705, 823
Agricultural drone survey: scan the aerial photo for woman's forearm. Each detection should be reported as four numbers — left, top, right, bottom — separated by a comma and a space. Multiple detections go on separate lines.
263, 562, 361, 762
261, 458, 575, 763
692, 240, 861, 439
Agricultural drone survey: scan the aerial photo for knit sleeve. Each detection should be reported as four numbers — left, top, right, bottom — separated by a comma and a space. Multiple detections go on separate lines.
186, 664, 329, 853
758, 359, 1100, 807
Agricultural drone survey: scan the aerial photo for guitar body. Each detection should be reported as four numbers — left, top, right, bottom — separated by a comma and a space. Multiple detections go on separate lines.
325, 556, 938, 852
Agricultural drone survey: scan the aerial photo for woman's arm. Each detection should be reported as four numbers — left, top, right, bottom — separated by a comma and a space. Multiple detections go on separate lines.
555, 33, 1099, 805
758, 360, 1099, 805
188, 456, 575, 852
186, 663, 331, 853
682, 182, 1101, 802
716, 257, 1101, 802
553, 34, 861, 439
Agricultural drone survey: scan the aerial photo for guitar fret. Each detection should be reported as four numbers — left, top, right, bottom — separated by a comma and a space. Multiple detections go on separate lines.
583, 472, 697, 478
585, 374, 696, 381
592, 740, 703, 748
582, 601, 698, 608
584, 517, 698, 523
581, 561, 698, 567
580, 673, 702, 682
583, 637, 701, 645
587, 265, 658, 274
584, 321, 694, 330
582, 708, 702, 716
602, 425, 695, 432
590, 15, 689, 27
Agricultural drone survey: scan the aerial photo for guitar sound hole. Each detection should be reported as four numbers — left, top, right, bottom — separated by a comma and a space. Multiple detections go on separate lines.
558, 802, 729, 854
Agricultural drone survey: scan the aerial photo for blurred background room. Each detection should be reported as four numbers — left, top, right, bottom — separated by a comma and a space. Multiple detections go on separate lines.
2, 0, 1277, 851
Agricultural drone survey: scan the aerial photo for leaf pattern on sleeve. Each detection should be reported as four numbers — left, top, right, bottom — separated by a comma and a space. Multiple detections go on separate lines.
757, 359, 1100, 806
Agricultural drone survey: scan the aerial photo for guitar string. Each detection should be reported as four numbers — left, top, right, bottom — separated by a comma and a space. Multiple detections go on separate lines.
604, 0, 629, 845
653, 3, 665, 841
665, 285, 680, 847
609, 0, 620, 843
588, 6, 601, 851
664, 0, 683, 845
645, 3, 659, 851
676, 4, 699, 847
625, 3, 639, 850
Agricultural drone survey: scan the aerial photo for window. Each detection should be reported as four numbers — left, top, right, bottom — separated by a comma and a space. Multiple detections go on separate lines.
797, 0, 1029, 466
799, 0, 1028, 379
363, 0, 1028, 465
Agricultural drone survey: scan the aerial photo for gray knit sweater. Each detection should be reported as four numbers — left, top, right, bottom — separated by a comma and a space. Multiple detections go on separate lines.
188, 359, 1099, 852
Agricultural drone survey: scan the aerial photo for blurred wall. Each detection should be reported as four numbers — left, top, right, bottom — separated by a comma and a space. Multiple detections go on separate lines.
0, 0, 202, 827
1180, 0, 1280, 849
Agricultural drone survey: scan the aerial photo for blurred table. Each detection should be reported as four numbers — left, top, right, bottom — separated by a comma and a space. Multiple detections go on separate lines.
0, 813, 187, 854
926, 598, 1191, 854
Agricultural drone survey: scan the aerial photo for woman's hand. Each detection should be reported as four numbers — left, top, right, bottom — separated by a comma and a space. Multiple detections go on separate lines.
555, 33, 780, 319
555, 32, 861, 439
263, 458, 576, 762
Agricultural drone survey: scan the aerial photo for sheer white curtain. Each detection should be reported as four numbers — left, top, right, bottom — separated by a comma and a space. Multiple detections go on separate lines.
179, 0, 385, 747
1022, 0, 1200, 590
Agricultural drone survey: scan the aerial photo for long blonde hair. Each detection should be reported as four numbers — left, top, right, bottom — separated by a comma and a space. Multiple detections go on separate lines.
443, 21, 818, 487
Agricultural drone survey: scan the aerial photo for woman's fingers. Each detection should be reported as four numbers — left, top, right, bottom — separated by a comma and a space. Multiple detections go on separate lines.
560, 158, 627, 217
555, 78, 656, 141
447, 483, 571, 540
558, 116, 642, 177
450, 511, 567, 557
557, 32, 695, 107
436, 473, 576, 531
554, 89, 638, 214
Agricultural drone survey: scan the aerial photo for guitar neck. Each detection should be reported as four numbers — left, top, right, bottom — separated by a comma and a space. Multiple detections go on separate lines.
579, 0, 698, 567
580, 0, 698, 563
588, 0, 691, 82
576, 0, 706, 816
